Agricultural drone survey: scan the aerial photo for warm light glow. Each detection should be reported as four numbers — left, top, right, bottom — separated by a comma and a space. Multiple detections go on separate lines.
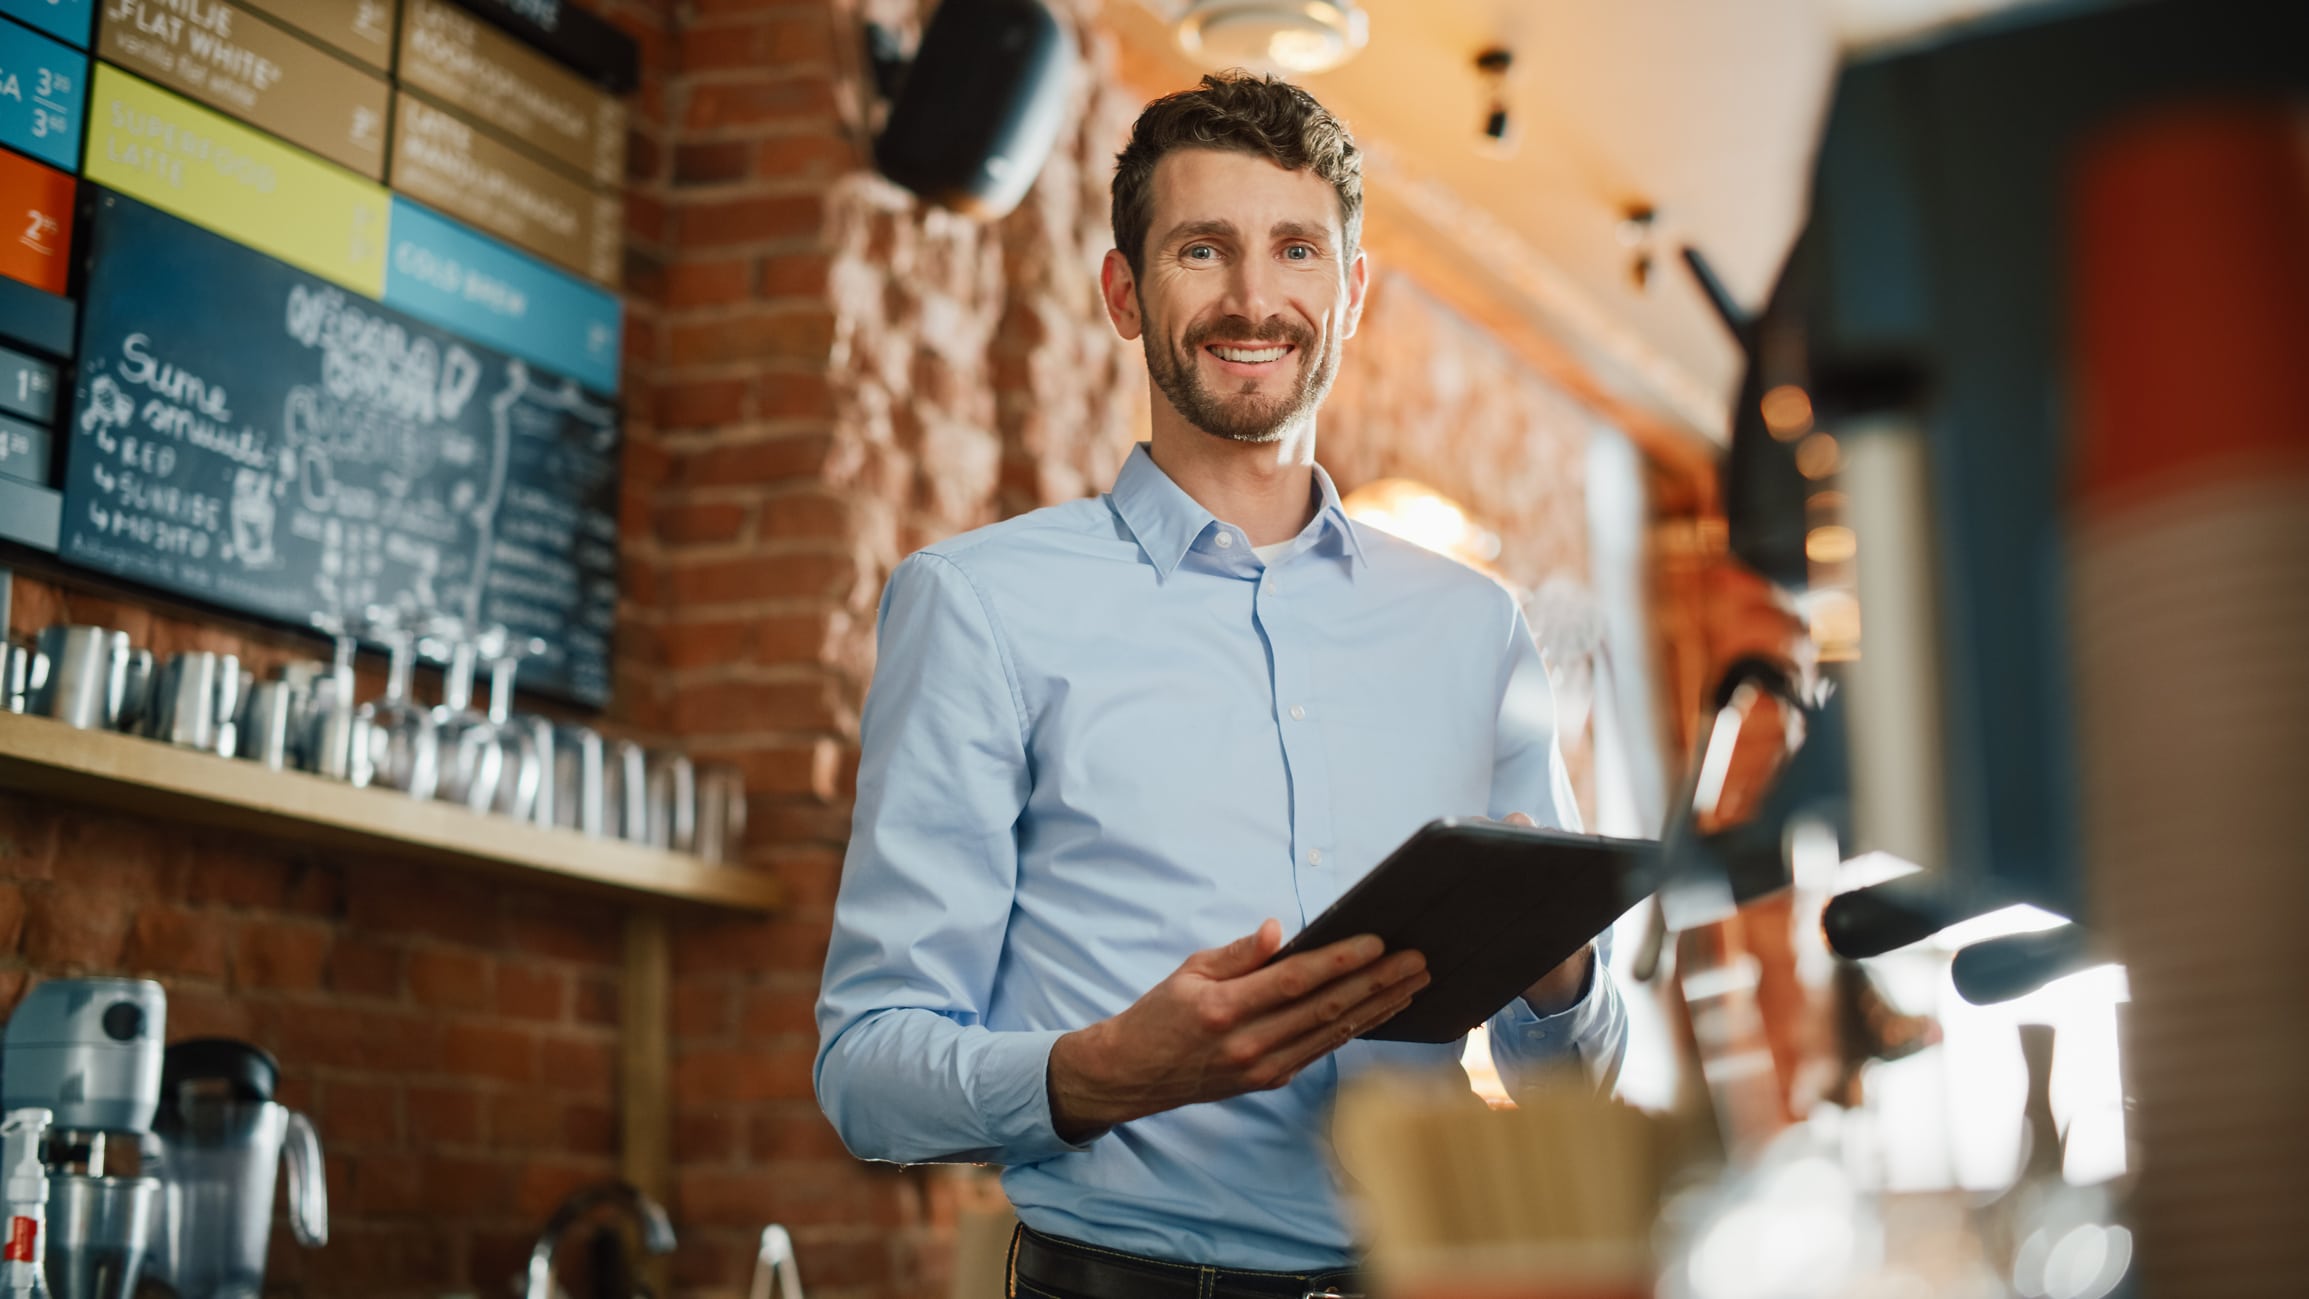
1803, 588, 1861, 661
1762, 384, 1814, 440
1796, 432, 1841, 480
1806, 525, 1858, 565
1341, 478, 1504, 569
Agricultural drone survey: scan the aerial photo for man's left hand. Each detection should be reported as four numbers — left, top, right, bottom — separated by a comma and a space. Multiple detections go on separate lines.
1502, 811, 1595, 1016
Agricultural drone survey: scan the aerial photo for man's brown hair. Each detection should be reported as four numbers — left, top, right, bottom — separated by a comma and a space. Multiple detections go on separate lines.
1111, 72, 1363, 279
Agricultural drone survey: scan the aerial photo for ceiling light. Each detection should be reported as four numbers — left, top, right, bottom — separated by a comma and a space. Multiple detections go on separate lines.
1174, 0, 1369, 75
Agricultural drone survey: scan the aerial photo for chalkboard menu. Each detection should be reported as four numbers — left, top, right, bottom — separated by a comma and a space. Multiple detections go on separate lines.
62, 193, 619, 703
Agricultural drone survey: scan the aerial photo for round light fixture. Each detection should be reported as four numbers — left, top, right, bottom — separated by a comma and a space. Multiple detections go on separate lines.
1174, 0, 1369, 75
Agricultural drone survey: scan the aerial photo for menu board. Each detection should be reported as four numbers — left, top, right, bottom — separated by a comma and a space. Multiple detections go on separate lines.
61, 193, 619, 703
241, 0, 391, 69
83, 64, 390, 295
1, 0, 92, 49
0, 147, 73, 293
390, 91, 620, 285
97, 0, 391, 178
398, 0, 622, 186
0, 16, 87, 170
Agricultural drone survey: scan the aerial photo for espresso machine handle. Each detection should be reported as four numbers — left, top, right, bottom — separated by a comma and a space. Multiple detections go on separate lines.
282, 1109, 329, 1247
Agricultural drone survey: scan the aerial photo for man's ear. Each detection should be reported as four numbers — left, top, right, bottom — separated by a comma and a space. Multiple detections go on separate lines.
1101, 249, 1143, 342
1343, 249, 1371, 339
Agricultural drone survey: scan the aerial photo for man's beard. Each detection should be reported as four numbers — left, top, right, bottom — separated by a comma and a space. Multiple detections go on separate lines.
1143, 310, 1337, 445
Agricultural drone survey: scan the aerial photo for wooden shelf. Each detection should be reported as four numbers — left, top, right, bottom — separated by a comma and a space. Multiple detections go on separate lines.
0, 711, 782, 913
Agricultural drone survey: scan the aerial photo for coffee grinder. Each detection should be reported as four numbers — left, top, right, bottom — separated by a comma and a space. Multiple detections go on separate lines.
0, 979, 165, 1299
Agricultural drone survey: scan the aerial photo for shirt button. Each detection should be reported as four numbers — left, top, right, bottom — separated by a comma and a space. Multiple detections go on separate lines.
1307, 849, 1324, 866
1289, 705, 1306, 721
1214, 531, 1234, 549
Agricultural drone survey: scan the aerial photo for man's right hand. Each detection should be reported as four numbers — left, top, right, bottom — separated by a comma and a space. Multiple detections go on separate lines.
1046, 920, 1430, 1142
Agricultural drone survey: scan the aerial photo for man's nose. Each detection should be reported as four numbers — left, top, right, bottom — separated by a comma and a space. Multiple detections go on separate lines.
1221, 254, 1281, 327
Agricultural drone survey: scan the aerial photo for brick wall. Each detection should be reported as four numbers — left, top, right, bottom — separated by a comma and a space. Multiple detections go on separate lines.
3, 0, 1650, 1291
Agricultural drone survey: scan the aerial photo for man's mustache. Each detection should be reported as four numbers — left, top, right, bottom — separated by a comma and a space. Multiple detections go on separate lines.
1181, 316, 1314, 351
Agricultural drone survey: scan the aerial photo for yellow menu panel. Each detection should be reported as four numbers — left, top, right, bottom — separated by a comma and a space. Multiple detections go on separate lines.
81, 63, 389, 296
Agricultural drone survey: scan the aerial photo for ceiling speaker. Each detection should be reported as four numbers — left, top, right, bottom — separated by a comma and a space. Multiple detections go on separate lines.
872, 0, 1076, 219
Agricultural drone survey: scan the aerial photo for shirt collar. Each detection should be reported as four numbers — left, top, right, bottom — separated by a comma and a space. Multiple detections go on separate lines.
1106, 442, 1370, 579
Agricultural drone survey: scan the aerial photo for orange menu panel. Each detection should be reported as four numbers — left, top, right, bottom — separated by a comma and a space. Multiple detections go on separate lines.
0, 149, 74, 295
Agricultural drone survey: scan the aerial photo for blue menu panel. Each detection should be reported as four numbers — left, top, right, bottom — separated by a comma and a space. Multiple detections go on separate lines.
0, 0, 90, 50
383, 197, 622, 397
0, 17, 84, 170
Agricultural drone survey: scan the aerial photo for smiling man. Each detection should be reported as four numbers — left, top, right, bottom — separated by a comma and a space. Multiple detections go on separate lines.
815, 73, 1626, 1298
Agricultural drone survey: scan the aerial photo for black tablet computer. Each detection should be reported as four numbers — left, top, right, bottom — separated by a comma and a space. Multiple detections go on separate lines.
1271, 819, 1660, 1043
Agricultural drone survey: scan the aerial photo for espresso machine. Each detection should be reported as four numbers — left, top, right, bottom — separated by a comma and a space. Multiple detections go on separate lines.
142, 1039, 327, 1299
0, 977, 167, 1299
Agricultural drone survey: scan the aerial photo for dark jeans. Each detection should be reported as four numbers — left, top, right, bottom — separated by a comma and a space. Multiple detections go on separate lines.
1008, 1225, 1365, 1299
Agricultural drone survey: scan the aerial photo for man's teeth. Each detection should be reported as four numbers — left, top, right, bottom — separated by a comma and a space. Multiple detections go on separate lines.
1211, 345, 1288, 363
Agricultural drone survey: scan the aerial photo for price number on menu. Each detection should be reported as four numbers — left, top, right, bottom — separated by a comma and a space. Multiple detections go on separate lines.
0, 68, 74, 135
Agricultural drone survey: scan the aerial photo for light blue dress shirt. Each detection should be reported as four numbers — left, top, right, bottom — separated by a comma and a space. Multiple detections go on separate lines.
816, 444, 1627, 1270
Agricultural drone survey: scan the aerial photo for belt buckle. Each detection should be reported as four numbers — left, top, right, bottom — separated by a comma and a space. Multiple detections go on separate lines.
1302, 1289, 1363, 1299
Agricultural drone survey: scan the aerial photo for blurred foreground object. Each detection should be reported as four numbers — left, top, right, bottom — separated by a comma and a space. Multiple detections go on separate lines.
2067, 100, 2309, 1296
869, 0, 1075, 219
1334, 1072, 1681, 1299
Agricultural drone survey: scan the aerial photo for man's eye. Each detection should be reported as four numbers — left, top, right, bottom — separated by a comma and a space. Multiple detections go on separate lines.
1284, 245, 1314, 260
1184, 244, 1216, 261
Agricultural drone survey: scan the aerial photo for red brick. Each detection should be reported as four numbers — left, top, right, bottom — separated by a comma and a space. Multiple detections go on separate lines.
575, 974, 619, 1027
673, 980, 732, 1037
627, 190, 670, 246
441, 1022, 540, 1086
500, 902, 622, 966
765, 846, 845, 909
674, 1107, 742, 1165
495, 964, 568, 1021
405, 947, 492, 1012
422, 1154, 517, 1218
754, 135, 855, 186
562, 1102, 616, 1156
683, 76, 838, 131
673, 1041, 820, 1105
666, 551, 856, 607
515, 1160, 609, 1221
731, 739, 845, 801
756, 372, 835, 419
679, 14, 831, 72
344, 869, 501, 947
738, 984, 818, 1037
320, 1079, 402, 1149
751, 1106, 853, 1162
488, 1092, 562, 1151
163, 985, 259, 1041
267, 1004, 443, 1073
541, 1035, 615, 1095
345, 1152, 425, 1216
658, 375, 747, 427
405, 1085, 485, 1146
673, 139, 752, 186
124, 904, 229, 979
656, 498, 754, 545
756, 490, 850, 541
676, 431, 835, 490
0, 883, 26, 954
0, 971, 24, 1019
232, 919, 332, 991
662, 620, 754, 671
662, 258, 754, 310
667, 678, 841, 735
23, 888, 131, 969
185, 850, 291, 909
757, 250, 831, 300
667, 308, 836, 365
679, 195, 825, 247
327, 935, 402, 999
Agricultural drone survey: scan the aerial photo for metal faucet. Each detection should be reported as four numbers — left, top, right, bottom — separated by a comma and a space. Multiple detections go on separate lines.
749, 1225, 806, 1299
523, 1181, 677, 1299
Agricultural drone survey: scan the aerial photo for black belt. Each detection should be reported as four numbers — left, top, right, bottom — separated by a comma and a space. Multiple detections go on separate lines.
1010, 1225, 1365, 1299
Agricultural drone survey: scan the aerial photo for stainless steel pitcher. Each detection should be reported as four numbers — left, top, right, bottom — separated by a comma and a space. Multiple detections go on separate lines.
29, 626, 151, 731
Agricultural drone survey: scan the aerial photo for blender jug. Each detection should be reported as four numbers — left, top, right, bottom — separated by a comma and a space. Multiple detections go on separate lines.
144, 1040, 328, 1298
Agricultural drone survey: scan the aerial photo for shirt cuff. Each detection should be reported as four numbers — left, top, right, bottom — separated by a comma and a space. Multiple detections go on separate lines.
1489, 946, 1621, 1088
972, 1028, 1103, 1164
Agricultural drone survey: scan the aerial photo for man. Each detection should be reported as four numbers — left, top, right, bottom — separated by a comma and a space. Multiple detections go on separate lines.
816, 72, 1627, 1294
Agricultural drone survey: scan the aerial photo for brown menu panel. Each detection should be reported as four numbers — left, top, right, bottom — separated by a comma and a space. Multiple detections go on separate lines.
238, 0, 396, 71
98, 0, 391, 178
397, 0, 624, 187
390, 92, 620, 285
